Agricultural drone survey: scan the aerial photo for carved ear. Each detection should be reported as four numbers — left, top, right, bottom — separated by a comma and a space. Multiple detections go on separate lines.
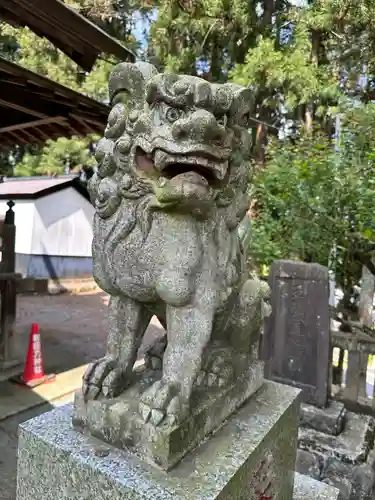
226, 85, 255, 127
108, 62, 158, 110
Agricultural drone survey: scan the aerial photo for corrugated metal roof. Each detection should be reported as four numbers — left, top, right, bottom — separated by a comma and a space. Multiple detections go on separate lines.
0, 176, 90, 200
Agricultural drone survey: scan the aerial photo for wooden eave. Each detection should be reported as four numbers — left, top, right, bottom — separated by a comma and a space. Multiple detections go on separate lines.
0, 0, 135, 71
0, 57, 110, 149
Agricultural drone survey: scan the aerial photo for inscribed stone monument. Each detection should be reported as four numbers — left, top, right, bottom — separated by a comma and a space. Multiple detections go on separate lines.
262, 260, 331, 407
16, 63, 339, 500
262, 260, 375, 499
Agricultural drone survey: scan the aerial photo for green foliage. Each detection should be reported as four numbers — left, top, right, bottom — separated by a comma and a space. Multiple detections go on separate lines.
13, 136, 98, 177
148, 0, 260, 79
249, 135, 338, 266
230, 30, 339, 112
249, 105, 375, 292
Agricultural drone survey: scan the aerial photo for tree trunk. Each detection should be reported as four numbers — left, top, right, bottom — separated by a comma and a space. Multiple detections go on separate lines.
253, 0, 276, 164
305, 103, 313, 135
262, 0, 274, 32
304, 29, 321, 133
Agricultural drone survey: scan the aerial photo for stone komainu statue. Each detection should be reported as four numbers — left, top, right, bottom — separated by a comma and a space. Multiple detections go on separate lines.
83, 62, 270, 427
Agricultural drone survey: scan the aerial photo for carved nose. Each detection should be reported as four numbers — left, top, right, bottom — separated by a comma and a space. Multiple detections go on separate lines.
172, 110, 224, 143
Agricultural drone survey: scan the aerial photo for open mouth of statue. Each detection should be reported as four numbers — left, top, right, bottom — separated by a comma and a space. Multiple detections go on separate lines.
161, 163, 216, 186
135, 147, 225, 187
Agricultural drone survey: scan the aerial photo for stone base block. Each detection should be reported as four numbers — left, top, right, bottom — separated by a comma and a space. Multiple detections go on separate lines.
299, 400, 346, 436
299, 411, 375, 466
18, 381, 301, 500
0, 358, 22, 382
295, 449, 322, 479
73, 360, 264, 470
294, 472, 339, 499
298, 411, 375, 499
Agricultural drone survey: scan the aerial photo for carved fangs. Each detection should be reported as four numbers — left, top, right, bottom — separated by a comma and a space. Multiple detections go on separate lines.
135, 147, 226, 185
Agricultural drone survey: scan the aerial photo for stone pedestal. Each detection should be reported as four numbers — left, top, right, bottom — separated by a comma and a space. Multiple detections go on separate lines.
72, 360, 264, 470
17, 382, 339, 500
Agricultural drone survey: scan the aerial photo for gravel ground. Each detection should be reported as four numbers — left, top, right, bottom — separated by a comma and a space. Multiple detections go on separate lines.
13, 290, 165, 374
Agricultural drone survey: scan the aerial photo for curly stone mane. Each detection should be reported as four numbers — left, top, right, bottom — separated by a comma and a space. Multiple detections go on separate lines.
88, 62, 254, 284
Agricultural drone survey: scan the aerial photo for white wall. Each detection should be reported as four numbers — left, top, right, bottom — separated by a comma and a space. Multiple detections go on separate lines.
0, 199, 34, 254
32, 187, 94, 257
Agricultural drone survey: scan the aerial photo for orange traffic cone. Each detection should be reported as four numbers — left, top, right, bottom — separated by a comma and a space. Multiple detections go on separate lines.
11, 323, 55, 388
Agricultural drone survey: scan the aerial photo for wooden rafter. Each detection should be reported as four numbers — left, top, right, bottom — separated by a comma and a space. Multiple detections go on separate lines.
0, 57, 109, 149
7, 130, 28, 144
33, 127, 50, 142
70, 114, 96, 135
0, 97, 47, 119
16, 128, 39, 143
0, 117, 67, 134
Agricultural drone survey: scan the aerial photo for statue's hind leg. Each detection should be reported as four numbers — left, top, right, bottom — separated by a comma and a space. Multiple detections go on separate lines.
224, 278, 271, 356
196, 279, 271, 389
83, 295, 152, 400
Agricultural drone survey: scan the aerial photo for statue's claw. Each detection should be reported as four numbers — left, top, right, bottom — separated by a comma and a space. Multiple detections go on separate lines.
138, 380, 188, 427
82, 357, 126, 400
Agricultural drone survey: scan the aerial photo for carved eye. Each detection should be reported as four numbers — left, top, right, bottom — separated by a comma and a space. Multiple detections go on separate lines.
166, 107, 183, 123
217, 114, 228, 127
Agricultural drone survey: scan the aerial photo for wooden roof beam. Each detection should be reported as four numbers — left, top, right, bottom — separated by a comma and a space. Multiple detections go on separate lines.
0, 82, 73, 117
0, 58, 110, 114
16, 128, 40, 143
70, 114, 97, 135
72, 113, 105, 130
0, 98, 46, 119
7, 130, 28, 144
58, 122, 81, 137
0, 116, 67, 134
0, 135, 16, 148
33, 127, 51, 142
0, 0, 134, 71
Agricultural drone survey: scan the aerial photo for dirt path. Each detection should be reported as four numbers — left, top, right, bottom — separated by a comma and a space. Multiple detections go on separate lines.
14, 291, 164, 375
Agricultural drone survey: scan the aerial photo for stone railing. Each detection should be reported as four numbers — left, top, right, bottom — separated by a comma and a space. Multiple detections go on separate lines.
331, 329, 375, 414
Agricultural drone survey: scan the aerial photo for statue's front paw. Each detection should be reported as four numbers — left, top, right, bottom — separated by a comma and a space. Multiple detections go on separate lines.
138, 380, 189, 427
82, 356, 127, 400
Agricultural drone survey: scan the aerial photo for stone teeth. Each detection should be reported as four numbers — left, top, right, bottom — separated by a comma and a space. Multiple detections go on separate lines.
154, 150, 168, 168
